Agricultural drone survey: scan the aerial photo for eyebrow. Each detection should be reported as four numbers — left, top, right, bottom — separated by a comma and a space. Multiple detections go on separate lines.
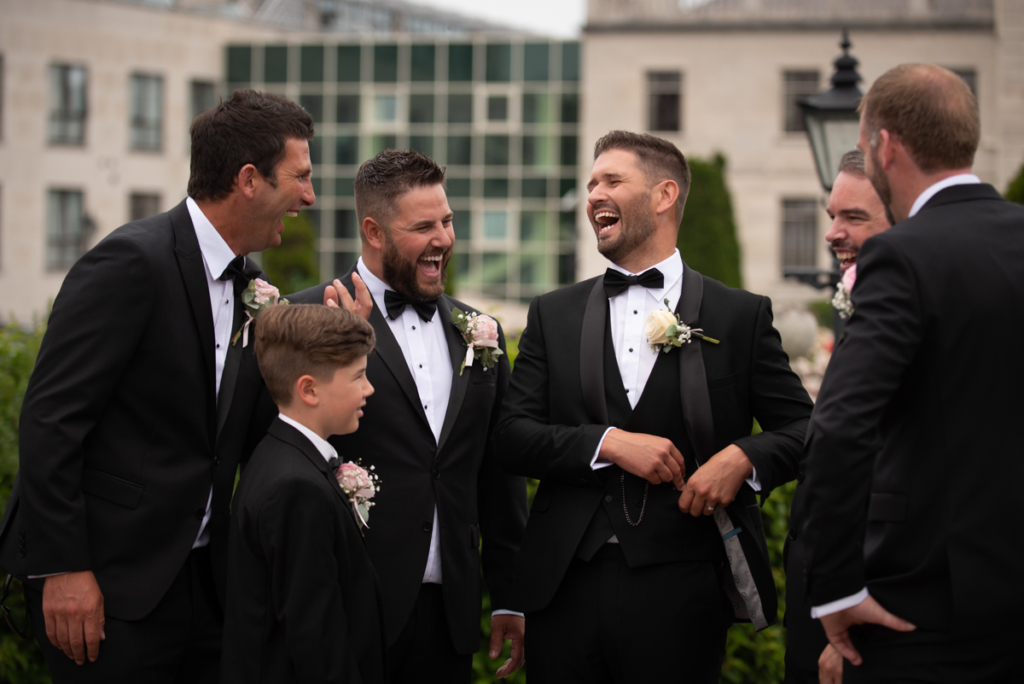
411, 212, 454, 228
586, 172, 625, 191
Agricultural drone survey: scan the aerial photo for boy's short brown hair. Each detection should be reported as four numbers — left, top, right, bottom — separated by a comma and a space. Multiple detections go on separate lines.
255, 304, 375, 407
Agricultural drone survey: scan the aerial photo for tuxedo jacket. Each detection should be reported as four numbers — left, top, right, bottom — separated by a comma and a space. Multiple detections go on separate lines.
801, 184, 1024, 631
221, 418, 387, 684
289, 270, 527, 654
494, 265, 813, 626
0, 200, 274, 619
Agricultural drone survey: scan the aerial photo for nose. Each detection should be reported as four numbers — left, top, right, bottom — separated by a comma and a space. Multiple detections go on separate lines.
303, 178, 316, 207
364, 378, 375, 397
432, 222, 454, 249
824, 217, 844, 244
588, 183, 607, 207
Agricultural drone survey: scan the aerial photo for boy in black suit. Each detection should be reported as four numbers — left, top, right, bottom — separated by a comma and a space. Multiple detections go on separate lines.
221, 304, 386, 684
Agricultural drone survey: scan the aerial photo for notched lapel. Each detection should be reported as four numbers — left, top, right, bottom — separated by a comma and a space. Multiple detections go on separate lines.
580, 278, 610, 425
676, 266, 716, 463
436, 296, 470, 456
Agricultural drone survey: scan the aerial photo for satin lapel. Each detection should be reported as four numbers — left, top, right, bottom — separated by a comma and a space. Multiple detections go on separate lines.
580, 277, 609, 425
171, 201, 217, 439
436, 296, 469, 456
677, 266, 716, 464
215, 290, 246, 440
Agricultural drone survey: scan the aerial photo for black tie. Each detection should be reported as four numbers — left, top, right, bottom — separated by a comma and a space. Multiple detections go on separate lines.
384, 290, 438, 322
326, 456, 340, 473
603, 268, 665, 298
218, 255, 262, 296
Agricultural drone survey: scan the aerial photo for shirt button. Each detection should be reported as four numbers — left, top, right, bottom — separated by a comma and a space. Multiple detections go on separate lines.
625, 389, 630, 393
424, 404, 428, 409
634, 310, 638, 314
195, 507, 206, 520
216, 344, 220, 349
628, 348, 633, 352
412, 325, 417, 330
419, 364, 423, 368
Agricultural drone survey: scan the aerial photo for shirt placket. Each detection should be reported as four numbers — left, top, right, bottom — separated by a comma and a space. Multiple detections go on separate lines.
404, 309, 438, 440
620, 285, 647, 408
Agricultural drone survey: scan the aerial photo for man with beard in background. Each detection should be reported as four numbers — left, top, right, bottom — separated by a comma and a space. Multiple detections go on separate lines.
289, 149, 527, 683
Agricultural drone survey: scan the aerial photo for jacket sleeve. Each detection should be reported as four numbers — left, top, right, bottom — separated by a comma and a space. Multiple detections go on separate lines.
16, 234, 155, 574
731, 296, 814, 499
493, 296, 609, 486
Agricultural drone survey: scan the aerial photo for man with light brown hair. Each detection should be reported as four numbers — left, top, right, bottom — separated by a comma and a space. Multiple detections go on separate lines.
800, 63, 1024, 681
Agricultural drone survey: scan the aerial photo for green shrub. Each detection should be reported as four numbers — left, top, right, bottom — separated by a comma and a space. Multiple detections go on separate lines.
678, 154, 743, 289
1006, 159, 1024, 205
261, 211, 320, 295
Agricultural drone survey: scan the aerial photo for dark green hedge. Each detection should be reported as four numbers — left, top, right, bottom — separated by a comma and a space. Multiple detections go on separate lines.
678, 154, 743, 289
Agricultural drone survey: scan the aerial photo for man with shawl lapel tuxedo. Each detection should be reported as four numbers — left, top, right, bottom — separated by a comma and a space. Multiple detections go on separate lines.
0, 91, 314, 682
495, 131, 813, 682
289, 150, 528, 682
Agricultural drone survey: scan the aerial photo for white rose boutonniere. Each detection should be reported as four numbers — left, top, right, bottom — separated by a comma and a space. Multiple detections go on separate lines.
451, 307, 504, 375
232, 278, 289, 347
644, 299, 720, 353
336, 460, 380, 531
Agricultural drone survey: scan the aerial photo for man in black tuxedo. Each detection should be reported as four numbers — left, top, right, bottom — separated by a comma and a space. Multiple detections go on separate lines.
0, 90, 314, 682
784, 148, 891, 684
290, 149, 528, 682
495, 131, 813, 682
800, 63, 1024, 682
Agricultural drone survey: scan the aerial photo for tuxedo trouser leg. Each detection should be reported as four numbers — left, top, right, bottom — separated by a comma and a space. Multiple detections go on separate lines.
783, 660, 820, 684
27, 548, 222, 684
174, 546, 223, 684
527, 544, 731, 684
844, 625, 1019, 684
387, 583, 471, 684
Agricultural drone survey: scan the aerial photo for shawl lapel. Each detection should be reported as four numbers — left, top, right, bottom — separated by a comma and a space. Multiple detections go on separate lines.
579, 277, 610, 425
435, 295, 470, 456
675, 265, 715, 464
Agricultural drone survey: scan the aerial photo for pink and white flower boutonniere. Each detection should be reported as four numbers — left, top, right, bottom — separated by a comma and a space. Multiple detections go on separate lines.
451, 307, 504, 375
232, 278, 289, 347
831, 265, 856, 319
336, 460, 380, 530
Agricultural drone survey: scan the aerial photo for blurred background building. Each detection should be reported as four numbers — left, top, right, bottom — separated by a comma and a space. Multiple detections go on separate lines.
1, 0, 1022, 325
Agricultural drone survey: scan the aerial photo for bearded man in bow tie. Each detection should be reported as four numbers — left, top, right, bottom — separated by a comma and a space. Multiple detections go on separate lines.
495, 130, 813, 682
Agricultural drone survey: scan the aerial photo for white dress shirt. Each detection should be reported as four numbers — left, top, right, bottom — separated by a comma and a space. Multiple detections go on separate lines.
278, 413, 338, 464
187, 197, 239, 549
810, 173, 980, 619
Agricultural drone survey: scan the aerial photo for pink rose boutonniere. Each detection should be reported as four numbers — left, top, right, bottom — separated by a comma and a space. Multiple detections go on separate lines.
831, 265, 856, 319
232, 278, 289, 347
451, 307, 504, 375
336, 460, 381, 530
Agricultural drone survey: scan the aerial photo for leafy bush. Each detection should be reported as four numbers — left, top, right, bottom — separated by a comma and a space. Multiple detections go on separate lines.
1005, 159, 1024, 205
678, 154, 743, 289
261, 212, 320, 295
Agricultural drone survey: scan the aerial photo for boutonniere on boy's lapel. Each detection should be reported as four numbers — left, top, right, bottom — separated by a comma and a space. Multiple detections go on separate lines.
645, 299, 720, 354
451, 307, 504, 376
232, 279, 289, 347
336, 460, 381, 532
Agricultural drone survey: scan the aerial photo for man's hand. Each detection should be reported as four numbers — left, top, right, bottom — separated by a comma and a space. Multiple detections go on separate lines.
677, 444, 752, 517
489, 614, 525, 679
323, 273, 373, 321
42, 571, 106, 665
599, 429, 686, 489
819, 595, 915, 666
818, 644, 843, 684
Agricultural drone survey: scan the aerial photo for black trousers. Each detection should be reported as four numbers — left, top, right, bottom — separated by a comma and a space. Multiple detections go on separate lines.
27, 547, 222, 684
387, 583, 471, 684
526, 544, 732, 684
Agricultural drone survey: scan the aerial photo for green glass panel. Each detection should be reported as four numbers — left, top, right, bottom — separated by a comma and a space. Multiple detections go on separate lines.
335, 251, 358, 276
523, 43, 549, 82
335, 209, 358, 238
454, 252, 470, 278
312, 177, 322, 197
484, 178, 509, 198
447, 177, 471, 198
227, 46, 251, 83
559, 211, 577, 240
522, 93, 550, 123
484, 211, 507, 239
374, 45, 398, 82
487, 96, 508, 122
264, 45, 288, 83
410, 135, 433, 158
335, 177, 356, 197
304, 209, 321, 237
486, 43, 511, 82
372, 134, 397, 155
446, 136, 472, 166
374, 95, 397, 123
335, 135, 359, 165
453, 216, 470, 241
560, 92, 579, 124
520, 253, 547, 285
558, 253, 576, 284
336, 95, 360, 124
447, 94, 473, 124
300, 45, 324, 83
410, 44, 435, 82
521, 177, 547, 198
337, 45, 361, 82
560, 136, 578, 166
484, 135, 509, 166
482, 253, 508, 284
560, 177, 576, 198
522, 136, 549, 167
409, 94, 434, 123
561, 42, 580, 82
448, 44, 473, 82
299, 95, 322, 123
308, 137, 322, 165
520, 211, 548, 241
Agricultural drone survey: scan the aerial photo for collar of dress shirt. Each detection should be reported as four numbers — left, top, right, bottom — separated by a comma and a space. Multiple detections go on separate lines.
356, 256, 437, 322
277, 413, 338, 464
908, 173, 981, 218
186, 196, 238, 280
606, 249, 684, 302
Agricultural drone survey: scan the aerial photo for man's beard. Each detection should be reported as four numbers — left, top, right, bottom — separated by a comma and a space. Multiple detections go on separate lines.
595, 190, 658, 264
869, 146, 898, 226
381, 229, 449, 301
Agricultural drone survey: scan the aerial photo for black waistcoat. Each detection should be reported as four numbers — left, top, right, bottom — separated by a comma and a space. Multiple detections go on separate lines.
575, 311, 725, 567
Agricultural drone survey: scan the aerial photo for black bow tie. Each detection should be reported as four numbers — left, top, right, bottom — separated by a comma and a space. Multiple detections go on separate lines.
603, 268, 665, 298
326, 456, 340, 473
384, 290, 438, 322
218, 255, 262, 296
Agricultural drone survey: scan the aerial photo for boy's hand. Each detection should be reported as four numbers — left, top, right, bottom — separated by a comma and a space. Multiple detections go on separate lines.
324, 273, 373, 321
489, 613, 525, 678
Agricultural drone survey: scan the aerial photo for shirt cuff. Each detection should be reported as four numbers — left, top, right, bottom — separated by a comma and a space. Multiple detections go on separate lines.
810, 588, 869, 619
26, 572, 69, 579
491, 609, 525, 618
590, 427, 617, 470
745, 466, 761, 492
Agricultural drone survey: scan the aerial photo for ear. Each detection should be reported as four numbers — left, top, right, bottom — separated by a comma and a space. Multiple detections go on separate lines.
362, 218, 386, 251
652, 179, 680, 219
235, 163, 260, 200
877, 129, 897, 171
294, 374, 319, 408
